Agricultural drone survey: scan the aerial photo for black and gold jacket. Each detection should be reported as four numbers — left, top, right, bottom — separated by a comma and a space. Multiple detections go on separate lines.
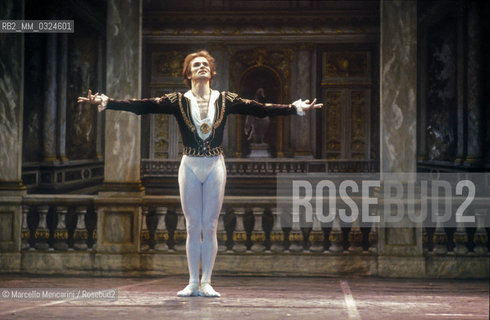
106, 91, 298, 157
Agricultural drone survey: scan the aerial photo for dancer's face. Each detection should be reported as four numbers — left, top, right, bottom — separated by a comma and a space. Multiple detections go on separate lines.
188, 56, 211, 82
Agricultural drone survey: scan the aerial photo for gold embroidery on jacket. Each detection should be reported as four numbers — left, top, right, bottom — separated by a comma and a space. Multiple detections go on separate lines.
178, 93, 196, 132
213, 92, 227, 129
183, 146, 223, 157
164, 92, 178, 103
225, 91, 238, 102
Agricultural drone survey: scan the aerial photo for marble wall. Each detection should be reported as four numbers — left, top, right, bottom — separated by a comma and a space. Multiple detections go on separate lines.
425, 17, 458, 161
0, 0, 24, 183
66, 28, 99, 160
22, 34, 43, 163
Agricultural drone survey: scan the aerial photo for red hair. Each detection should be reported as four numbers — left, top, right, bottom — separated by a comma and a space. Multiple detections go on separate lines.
182, 50, 216, 88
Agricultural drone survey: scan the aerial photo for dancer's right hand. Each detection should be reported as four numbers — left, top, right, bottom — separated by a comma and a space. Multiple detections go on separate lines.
77, 89, 109, 112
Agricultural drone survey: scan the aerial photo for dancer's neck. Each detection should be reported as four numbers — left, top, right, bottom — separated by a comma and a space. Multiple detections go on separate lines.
191, 80, 211, 100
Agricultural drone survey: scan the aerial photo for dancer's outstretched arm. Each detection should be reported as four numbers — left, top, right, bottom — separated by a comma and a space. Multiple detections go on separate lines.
77, 89, 178, 115
226, 92, 323, 117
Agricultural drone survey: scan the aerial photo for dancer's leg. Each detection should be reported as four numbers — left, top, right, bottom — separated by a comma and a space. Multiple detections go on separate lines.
200, 155, 226, 297
177, 157, 203, 296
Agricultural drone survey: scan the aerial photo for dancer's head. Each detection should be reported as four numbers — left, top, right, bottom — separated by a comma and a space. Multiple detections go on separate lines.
182, 50, 216, 88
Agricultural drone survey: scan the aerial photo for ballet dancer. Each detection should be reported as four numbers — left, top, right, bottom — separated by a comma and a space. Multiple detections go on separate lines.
78, 50, 322, 297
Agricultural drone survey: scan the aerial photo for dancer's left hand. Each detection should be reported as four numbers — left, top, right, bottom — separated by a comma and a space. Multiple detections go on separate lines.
292, 98, 323, 115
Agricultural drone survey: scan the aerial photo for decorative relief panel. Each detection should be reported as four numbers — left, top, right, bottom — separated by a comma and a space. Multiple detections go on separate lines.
350, 90, 369, 160
321, 48, 374, 162
152, 50, 184, 80
324, 90, 343, 159
323, 52, 370, 79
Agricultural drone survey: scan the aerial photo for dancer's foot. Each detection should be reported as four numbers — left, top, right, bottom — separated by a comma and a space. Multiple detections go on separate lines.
199, 282, 221, 297
177, 282, 199, 297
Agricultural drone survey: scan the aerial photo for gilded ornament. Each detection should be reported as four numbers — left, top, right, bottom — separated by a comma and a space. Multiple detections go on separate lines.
200, 123, 210, 134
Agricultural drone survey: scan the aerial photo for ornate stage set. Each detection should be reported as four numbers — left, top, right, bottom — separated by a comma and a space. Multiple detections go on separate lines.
1, 0, 488, 278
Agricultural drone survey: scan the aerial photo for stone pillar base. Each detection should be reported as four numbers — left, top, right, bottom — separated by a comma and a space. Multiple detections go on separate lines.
0, 190, 25, 253
95, 197, 142, 254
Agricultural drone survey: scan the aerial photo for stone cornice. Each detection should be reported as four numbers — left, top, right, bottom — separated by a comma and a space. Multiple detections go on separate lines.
143, 10, 379, 42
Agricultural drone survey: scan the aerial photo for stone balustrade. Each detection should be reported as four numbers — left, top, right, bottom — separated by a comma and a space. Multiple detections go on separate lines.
18, 194, 488, 258
0, 193, 482, 277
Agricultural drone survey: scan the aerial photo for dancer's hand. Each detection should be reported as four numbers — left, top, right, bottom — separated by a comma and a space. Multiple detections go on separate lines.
77, 89, 109, 112
292, 98, 323, 115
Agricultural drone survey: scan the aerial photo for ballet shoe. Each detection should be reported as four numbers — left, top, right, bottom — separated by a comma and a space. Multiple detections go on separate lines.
199, 282, 221, 297
177, 282, 199, 297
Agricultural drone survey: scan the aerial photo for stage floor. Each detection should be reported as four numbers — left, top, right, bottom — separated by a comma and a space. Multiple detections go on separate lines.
0, 275, 488, 319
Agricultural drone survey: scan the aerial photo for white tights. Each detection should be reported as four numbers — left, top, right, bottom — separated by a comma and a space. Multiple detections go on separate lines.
178, 154, 226, 296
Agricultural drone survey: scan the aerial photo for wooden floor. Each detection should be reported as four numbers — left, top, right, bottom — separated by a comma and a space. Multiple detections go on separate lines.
0, 275, 488, 319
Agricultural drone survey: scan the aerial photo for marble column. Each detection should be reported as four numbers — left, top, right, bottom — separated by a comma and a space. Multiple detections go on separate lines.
96, 35, 104, 160
96, 0, 143, 256
291, 45, 314, 158
0, 0, 25, 271
455, 8, 465, 164
43, 33, 58, 163
378, 0, 424, 277
101, 0, 143, 193
57, 33, 68, 162
464, 1, 483, 165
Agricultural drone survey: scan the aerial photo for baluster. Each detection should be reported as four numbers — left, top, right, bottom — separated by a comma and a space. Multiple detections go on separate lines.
309, 214, 324, 252
432, 218, 448, 255
224, 207, 236, 252
281, 208, 292, 252
473, 209, 489, 255
53, 206, 69, 250
270, 207, 285, 253
165, 208, 177, 251
243, 208, 254, 252
21, 205, 31, 250
174, 208, 186, 252
232, 208, 247, 252
422, 227, 429, 254
140, 207, 150, 252
217, 210, 227, 252
301, 224, 312, 252
251, 207, 265, 252
368, 223, 377, 254
348, 217, 363, 253
146, 207, 158, 251
91, 207, 98, 251
262, 207, 274, 252
73, 206, 88, 250
154, 206, 168, 252
328, 213, 343, 253
34, 206, 50, 250
453, 220, 468, 255
289, 214, 303, 252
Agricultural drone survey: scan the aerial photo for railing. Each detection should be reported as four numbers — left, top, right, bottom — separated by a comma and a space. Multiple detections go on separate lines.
141, 159, 380, 177
20, 195, 489, 258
